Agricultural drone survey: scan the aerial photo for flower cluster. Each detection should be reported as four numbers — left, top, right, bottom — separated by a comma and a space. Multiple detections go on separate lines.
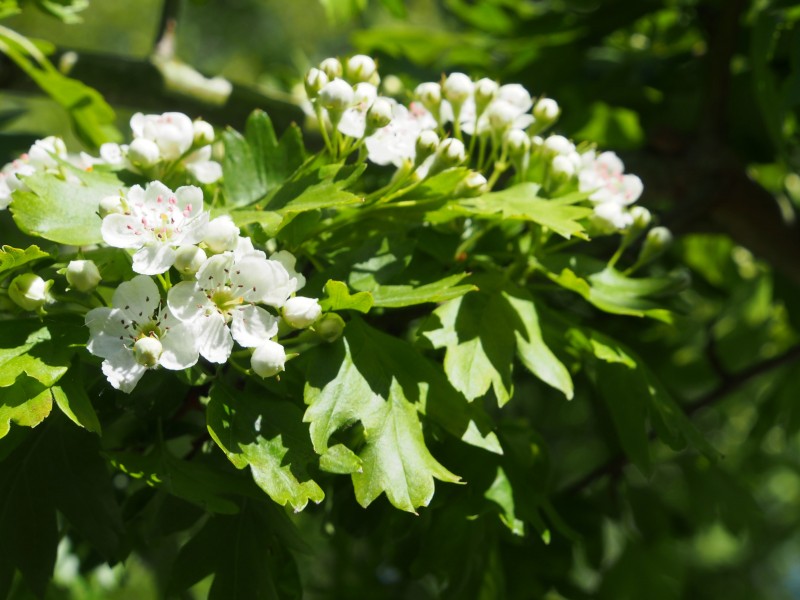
0, 136, 70, 209
305, 57, 647, 233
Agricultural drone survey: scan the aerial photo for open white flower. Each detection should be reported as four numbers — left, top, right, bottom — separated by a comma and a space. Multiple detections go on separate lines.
101, 181, 208, 275
167, 252, 291, 363
579, 151, 643, 206
130, 112, 194, 161
365, 102, 437, 167
338, 83, 378, 138
85, 275, 198, 393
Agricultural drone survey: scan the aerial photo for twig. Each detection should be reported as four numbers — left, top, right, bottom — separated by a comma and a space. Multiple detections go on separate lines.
561, 344, 800, 496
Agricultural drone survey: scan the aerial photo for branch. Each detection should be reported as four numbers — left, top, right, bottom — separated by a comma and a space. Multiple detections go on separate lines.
561, 344, 800, 496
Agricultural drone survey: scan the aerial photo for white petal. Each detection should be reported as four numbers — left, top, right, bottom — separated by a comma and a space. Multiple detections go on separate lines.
167, 281, 209, 322
194, 312, 233, 363
174, 185, 204, 217
101, 214, 146, 249
186, 160, 223, 184
197, 253, 234, 290
112, 275, 161, 321
102, 350, 147, 394
132, 244, 177, 275
144, 181, 174, 207
338, 108, 367, 138
230, 304, 278, 348
270, 250, 306, 291
621, 175, 643, 205
159, 321, 199, 370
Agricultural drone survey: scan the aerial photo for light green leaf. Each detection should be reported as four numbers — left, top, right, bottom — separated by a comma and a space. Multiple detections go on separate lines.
371, 273, 478, 308
319, 279, 374, 313
0, 376, 53, 439
503, 288, 574, 400
0, 245, 50, 280
461, 183, 592, 239
541, 254, 687, 322
10, 168, 124, 245
305, 318, 500, 511
319, 444, 363, 474
208, 381, 324, 512
423, 291, 515, 406
484, 466, 525, 536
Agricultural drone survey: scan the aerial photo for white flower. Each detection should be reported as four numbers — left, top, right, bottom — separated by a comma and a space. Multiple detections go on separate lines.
167, 253, 287, 363
99, 143, 128, 166
474, 78, 498, 110
305, 67, 329, 98
66, 260, 102, 292
282, 296, 322, 329
551, 155, 577, 179
0, 158, 35, 209
364, 102, 436, 167
130, 112, 194, 160
579, 151, 643, 206
338, 82, 378, 138
270, 250, 306, 295
173, 245, 207, 276
442, 72, 473, 106
251, 340, 286, 378
193, 120, 215, 145
27, 136, 67, 169
85, 275, 198, 393
318, 79, 355, 112
533, 98, 560, 123
101, 181, 209, 275
319, 57, 343, 80
543, 135, 574, 155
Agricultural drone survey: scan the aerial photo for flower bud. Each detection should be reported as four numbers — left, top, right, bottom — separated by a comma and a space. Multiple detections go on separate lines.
442, 72, 473, 106
551, 155, 576, 180
543, 135, 574, 156
314, 313, 345, 343
381, 74, 404, 97
533, 98, 560, 124
282, 296, 322, 329
203, 216, 240, 253
174, 245, 207, 276
438, 138, 466, 165
318, 79, 355, 112
251, 340, 286, 378
639, 226, 673, 263
346, 55, 377, 83
66, 260, 101, 292
504, 129, 530, 159
304, 67, 329, 98
455, 172, 488, 197
98, 195, 126, 217
474, 78, 498, 113
485, 100, 517, 133
193, 120, 215, 145
133, 336, 162, 368
629, 206, 652, 230
319, 57, 343, 80
414, 82, 442, 114
414, 130, 440, 164
128, 138, 161, 167
9, 273, 51, 311
367, 98, 393, 131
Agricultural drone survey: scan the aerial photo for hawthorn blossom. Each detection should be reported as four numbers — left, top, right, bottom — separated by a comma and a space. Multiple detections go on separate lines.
85, 275, 198, 393
365, 102, 437, 167
130, 112, 194, 161
100, 181, 208, 275
167, 252, 296, 363
579, 151, 643, 206
338, 83, 378, 138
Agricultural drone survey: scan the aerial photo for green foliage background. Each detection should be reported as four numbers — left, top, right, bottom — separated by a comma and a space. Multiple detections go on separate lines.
2, 0, 800, 599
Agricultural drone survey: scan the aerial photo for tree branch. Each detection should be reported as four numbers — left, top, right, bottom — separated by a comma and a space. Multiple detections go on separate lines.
561, 344, 800, 496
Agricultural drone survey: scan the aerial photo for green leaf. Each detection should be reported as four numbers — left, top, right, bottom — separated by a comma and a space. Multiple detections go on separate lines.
484, 466, 525, 536
305, 318, 502, 512
461, 183, 592, 239
422, 282, 573, 404
371, 273, 478, 308
208, 381, 324, 512
0, 375, 53, 439
319, 279, 374, 313
541, 255, 687, 322
51, 367, 101, 433
107, 447, 248, 515
0, 415, 124, 597
0, 245, 50, 279
422, 291, 515, 406
10, 168, 124, 245
170, 504, 303, 600
319, 443, 363, 474
504, 288, 574, 400
222, 109, 305, 207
